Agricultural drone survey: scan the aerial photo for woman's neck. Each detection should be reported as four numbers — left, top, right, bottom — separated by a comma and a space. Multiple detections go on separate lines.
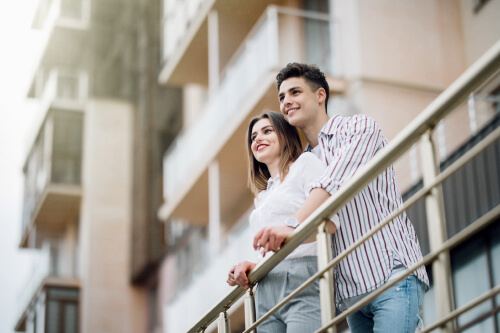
267, 160, 280, 179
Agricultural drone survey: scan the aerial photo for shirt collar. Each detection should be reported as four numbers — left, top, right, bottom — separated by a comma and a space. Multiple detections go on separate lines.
304, 115, 340, 152
266, 175, 281, 190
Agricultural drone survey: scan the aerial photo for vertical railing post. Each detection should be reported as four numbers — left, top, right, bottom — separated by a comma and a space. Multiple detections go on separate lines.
217, 310, 230, 333
420, 130, 455, 332
317, 221, 336, 333
244, 288, 256, 332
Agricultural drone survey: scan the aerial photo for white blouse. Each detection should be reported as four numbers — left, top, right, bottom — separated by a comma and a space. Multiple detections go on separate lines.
249, 152, 339, 260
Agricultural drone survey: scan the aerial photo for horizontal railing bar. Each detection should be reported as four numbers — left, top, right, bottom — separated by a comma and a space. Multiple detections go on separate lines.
317, 204, 500, 331
186, 39, 500, 333
242, 126, 500, 332
421, 284, 500, 333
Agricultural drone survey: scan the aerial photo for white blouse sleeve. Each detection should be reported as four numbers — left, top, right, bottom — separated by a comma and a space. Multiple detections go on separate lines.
298, 152, 341, 228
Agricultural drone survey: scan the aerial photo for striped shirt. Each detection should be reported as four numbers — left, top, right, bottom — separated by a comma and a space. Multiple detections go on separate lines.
306, 114, 429, 304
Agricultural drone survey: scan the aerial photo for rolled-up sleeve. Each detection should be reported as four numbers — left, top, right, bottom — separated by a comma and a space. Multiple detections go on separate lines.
310, 115, 383, 196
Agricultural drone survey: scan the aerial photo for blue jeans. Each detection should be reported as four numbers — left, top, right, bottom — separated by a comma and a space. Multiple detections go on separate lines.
344, 275, 425, 333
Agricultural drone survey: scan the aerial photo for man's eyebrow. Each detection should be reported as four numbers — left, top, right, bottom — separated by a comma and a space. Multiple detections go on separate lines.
279, 86, 301, 97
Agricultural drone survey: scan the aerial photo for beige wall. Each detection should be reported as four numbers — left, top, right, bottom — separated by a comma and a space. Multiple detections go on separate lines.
79, 99, 146, 333
459, 0, 500, 66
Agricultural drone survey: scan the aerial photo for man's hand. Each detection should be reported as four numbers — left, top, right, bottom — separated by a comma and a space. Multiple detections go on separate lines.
226, 261, 256, 289
253, 225, 294, 252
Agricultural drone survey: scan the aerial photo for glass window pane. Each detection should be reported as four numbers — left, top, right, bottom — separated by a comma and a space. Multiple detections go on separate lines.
48, 287, 79, 300
461, 317, 495, 333
452, 238, 492, 327
64, 302, 78, 333
489, 223, 500, 306
46, 300, 60, 333
422, 283, 437, 327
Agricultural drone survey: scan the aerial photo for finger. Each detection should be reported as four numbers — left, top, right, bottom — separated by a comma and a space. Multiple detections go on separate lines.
259, 230, 270, 249
267, 234, 276, 251
273, 234, 283, 250
253, 230, 263, 249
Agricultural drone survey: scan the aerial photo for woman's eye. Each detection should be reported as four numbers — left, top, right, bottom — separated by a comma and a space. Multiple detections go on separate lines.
264, 129, 272, 134
251, 135, 257, 141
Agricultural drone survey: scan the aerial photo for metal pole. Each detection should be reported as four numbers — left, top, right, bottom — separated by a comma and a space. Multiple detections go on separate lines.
244, 288, 256, 332
217, 311, 230, 333
317, 221, 336, 333
420, 130, 455, 333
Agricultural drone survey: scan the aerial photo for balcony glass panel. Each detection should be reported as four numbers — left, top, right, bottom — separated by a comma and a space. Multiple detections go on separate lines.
21, 109, 83, 233
16, 244, 78, 323
34, 0, 89, 29
163, 6, 338, 201
52, 110, 83, 185
162, 0, 204, 60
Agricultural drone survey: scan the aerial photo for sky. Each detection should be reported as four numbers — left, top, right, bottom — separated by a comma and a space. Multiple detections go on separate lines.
0, 1, 41, 332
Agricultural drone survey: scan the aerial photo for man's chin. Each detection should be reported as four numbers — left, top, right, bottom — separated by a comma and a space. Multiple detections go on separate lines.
287, 116, 301, 127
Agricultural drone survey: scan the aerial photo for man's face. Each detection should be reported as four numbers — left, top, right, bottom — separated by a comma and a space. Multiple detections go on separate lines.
278, 77, 321, 128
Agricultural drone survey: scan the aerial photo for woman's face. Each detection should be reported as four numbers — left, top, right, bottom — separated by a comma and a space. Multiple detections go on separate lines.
250, 118, 281, 166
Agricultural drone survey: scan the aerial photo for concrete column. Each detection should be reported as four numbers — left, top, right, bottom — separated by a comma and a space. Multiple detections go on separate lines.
208, 160, 221, 254
208, 10, 219, 95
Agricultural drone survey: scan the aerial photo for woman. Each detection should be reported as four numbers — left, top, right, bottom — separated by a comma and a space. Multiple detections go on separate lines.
227, 111, 333, 332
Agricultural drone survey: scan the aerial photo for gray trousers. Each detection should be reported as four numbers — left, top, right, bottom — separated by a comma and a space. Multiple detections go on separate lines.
255, 256, 322, 333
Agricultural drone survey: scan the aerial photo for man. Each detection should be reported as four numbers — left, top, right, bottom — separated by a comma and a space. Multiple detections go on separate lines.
254, 63, 428, 332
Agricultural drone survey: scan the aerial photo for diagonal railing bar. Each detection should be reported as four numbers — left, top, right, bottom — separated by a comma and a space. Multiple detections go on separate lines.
317, 204, 500, 332
241, 125, 500, 333
420, 284, 500, 333
186, 39, 500, 333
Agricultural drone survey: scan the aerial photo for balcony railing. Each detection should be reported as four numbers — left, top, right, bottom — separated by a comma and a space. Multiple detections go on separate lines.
163, 6, 339, 202
21, 106, 84, 244
16, 242, 79, 327
162, 0, 205, 61
165, 221, 254, 333
184, 41, 500, 333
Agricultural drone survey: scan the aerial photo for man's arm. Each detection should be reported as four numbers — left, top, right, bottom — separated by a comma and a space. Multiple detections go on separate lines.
254, 115, 384, 252
253, 188, 335, 252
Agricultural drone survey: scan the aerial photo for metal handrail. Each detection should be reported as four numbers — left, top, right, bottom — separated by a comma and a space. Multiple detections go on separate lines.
242, 124, 500, 333
186, 40, 500, 333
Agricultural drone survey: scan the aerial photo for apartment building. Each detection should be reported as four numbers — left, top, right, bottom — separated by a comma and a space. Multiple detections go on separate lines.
14, 0, 499, 332
15, 0, 181, 332
156, 0, 500, 332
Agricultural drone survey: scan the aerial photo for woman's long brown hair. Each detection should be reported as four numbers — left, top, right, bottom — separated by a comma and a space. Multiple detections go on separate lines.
246, 111, 303, 196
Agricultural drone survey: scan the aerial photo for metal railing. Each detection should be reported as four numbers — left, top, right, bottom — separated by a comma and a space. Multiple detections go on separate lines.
186, 40, 500, 333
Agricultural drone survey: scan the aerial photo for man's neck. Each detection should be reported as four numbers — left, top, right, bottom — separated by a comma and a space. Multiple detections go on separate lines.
301, 113, 330, 148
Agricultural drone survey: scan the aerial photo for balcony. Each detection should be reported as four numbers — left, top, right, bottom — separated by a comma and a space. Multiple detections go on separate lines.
15, 242, 80, 331
28, 0, 90, 96
160, 6, 342, 223
164, 217, 254, 333
20, 105, 84, 248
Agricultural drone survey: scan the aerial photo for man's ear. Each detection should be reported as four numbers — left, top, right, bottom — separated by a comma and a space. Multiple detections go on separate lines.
317, 87, 327, 104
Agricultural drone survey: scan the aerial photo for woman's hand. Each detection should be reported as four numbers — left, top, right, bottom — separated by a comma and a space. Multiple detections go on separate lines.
226, 261, 256, 289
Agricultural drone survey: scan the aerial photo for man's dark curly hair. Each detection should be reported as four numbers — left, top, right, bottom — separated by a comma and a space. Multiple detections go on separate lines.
276, 63, 329, 114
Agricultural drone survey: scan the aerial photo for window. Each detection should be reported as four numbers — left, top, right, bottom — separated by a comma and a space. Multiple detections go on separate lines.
423, 222, 500, 331
45, 288, 79, 333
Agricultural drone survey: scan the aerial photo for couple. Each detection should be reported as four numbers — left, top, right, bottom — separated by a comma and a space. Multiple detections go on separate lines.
227, 63, 429, 333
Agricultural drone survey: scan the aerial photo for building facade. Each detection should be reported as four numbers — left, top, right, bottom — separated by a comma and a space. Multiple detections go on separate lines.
15, 0, 181, 332
15, 0, 500, 332
156, 0, 500, 332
